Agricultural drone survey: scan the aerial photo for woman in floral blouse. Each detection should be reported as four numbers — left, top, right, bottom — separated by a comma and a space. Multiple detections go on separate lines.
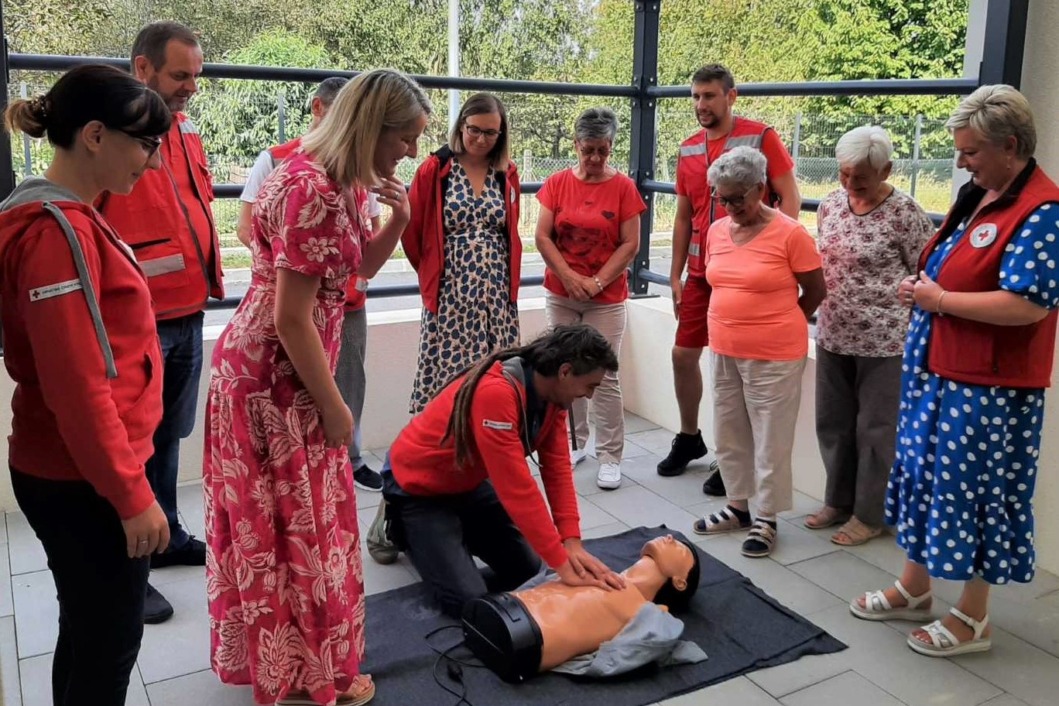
806, 126, 934, 545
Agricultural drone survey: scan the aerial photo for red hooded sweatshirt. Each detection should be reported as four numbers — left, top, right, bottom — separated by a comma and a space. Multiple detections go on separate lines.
388, 359, 581, 568
0, 178, 163, 519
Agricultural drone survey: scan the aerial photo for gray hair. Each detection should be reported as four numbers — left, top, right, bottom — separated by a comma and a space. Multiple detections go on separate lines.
946, 84, 1036, 160
575, 107, 618, 143
314, 77, 349, 107
835, 125, 892, 170
707, 145, 766, 190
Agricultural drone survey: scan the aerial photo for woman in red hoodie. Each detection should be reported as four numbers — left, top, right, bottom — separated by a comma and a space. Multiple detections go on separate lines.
0, 65, 171, 706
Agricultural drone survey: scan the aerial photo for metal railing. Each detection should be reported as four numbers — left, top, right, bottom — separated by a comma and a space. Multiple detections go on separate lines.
0, 0, 1030, 305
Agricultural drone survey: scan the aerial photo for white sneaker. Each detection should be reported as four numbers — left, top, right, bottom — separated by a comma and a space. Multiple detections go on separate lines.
596, 462, 622, 490
570, 448, 588, 466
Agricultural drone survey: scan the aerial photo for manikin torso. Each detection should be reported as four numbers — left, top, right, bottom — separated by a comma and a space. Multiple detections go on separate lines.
515, 566, 662, 670
511, 535, 696, 672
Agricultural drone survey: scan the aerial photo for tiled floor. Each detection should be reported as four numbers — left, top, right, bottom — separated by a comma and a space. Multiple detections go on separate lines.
2, 413, 1059, 706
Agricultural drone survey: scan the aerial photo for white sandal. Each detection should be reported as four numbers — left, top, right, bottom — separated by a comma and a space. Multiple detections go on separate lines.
849, 580, 933, 622
907, 607, 991, 657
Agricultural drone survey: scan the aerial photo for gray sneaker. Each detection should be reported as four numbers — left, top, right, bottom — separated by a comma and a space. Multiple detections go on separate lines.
366, 498, 399, 565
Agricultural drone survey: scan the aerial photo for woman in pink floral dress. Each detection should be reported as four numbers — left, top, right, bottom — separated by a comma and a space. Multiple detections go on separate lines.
203, 69, 430, 706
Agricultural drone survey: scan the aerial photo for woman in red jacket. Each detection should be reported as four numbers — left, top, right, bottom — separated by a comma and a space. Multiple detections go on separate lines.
381, 324, 624, 618
0, 65, 171, 706
851, 85, 1059, 658
401, 93, 522, 415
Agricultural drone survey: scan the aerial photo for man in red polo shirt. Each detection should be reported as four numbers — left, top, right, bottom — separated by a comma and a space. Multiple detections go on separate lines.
659, 64, 801, 497
99, 21, 223, 623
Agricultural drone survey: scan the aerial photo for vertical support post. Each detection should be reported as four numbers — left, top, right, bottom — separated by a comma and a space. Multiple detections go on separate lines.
980, 0, 1030, 87
447, 0, 460, 130
0, 1, 16, 202
628, 0, 661, 297
277, 93, 286, 143
20, 82, 31, 177
791, 112, 802, 177
910, 114, 923, 198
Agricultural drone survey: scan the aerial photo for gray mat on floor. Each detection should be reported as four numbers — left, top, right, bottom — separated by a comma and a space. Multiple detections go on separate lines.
362, 525, 847, 705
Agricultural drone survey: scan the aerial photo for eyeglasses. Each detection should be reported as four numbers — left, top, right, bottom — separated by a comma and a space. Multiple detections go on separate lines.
710, 185, 758, 209
116, 129, 163, 158
464, 124, 502, 140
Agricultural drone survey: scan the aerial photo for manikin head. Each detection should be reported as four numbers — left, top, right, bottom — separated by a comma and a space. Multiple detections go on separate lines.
642, 535, 701, 613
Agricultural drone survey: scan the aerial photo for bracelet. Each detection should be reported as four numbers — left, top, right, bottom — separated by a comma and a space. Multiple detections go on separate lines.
593, 276, 605, 293
936, 290, 947, 316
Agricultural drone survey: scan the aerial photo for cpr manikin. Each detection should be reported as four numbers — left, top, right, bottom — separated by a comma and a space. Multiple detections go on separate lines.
463, 534, 702, 681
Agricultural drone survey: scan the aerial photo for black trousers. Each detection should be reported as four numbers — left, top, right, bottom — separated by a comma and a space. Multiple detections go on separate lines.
386, 480, 542, 618
10, 468, 149, 706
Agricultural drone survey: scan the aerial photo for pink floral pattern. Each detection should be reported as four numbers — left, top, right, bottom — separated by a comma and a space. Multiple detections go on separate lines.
815, 187, 935, 357
204, 150, 369, 706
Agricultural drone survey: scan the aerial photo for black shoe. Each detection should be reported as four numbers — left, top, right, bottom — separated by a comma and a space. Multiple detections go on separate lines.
353, 464, 383, 492
144, 583, 174, 624
702, 463, 726, 497
151, 536, 206, 568
656, 431, 708, 476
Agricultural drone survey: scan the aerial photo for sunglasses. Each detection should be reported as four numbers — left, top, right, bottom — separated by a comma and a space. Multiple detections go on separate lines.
115, 129, 163, 158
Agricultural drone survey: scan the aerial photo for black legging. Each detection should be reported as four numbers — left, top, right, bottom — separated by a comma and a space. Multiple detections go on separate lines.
11, 468, 149, 706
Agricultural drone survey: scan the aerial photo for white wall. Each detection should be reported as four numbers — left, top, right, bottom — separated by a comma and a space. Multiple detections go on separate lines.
0, 302, 550, 509
1019, 0, 1059, 578
1, 297, 1056, 574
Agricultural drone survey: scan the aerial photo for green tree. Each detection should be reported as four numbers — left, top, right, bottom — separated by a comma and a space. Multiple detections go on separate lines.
805, 0, 969, 157
189, 32, 331, 177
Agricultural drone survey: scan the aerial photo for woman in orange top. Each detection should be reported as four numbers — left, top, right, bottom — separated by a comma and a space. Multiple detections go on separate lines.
691, 146, 826, 558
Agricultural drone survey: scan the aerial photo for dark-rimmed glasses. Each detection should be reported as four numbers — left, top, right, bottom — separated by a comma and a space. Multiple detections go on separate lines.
710, 185, 757, 209
464, 125, 502, 140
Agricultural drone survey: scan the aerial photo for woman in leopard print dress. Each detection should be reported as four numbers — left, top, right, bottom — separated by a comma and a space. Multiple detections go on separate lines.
402, 94, 523, 413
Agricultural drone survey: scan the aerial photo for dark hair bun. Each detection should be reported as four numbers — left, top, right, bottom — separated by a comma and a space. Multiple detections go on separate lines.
4, 97, 48, 139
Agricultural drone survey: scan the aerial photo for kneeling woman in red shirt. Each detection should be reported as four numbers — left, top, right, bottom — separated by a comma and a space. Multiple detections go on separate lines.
0, 65, 171, 706
383, 324, 625, 617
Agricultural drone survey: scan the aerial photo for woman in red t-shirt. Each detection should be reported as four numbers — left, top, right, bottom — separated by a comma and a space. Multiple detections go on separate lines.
535, 108, 646, 491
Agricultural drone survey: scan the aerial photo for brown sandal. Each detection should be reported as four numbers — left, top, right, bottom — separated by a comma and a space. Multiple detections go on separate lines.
831, 517, 883, 546
338, 675, 375, 706
276, 676, 375, 706
804, 506, 849, 530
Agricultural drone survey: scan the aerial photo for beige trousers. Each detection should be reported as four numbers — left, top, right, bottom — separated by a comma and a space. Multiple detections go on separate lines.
709, 351, 806, 516
545, 293, 627, 464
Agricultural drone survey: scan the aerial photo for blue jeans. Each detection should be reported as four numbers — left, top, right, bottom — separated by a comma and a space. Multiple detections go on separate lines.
146, 312, 204, 551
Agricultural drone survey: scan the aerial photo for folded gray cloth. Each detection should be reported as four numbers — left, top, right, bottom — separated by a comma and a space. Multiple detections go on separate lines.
551, 602, 708, 677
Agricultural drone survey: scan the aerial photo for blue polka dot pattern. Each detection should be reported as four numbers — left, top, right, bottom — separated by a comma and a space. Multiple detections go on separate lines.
886, 204, 1059, 585
410, 160, 520, 413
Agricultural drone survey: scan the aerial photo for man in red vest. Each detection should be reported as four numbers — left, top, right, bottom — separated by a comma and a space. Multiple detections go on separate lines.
658, 64, 801, 496
99, 21, 223, 624
237, 77, 385, 494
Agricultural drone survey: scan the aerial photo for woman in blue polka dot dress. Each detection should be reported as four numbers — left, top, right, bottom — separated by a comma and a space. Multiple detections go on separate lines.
849, 85, 1059, 658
